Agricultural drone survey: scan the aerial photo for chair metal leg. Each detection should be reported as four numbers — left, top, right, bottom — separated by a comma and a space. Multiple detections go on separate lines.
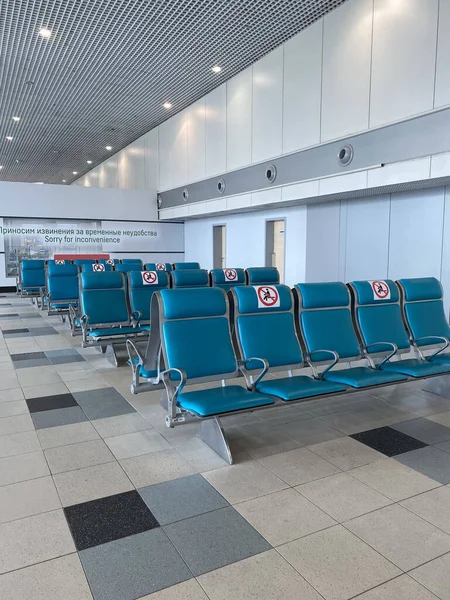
197, 417, 233, 465
422, 374, 450, 399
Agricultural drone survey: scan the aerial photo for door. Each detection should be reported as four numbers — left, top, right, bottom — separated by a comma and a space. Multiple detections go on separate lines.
265, 219, 285, 282
213, 225, 226, 269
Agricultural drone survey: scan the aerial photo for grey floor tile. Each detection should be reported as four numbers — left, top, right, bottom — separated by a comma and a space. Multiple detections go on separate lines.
92, 412, 151, 438
80, 529, 192, 600
235, 487, 336, 546
44, 439, 115, 474
121, 449, 196, 488
297, 472, 392, 522
436, 439, 450, 453
0, 476, 61, 523
203, 460, 288, 504
309, 437, 387, 470
23, 382, 70, 399
277, 416, 346, 445
74, 388, 135, 420
0, 399, 29, 418
0, 509, 75, 574
17, 365, 62, 387
0, 430, 41, 458
176, 437, 229, 472
396, 446, 450, 484
0, 553, 93, 600
198, 549, 323, 600
410, 552, 450, 600
27, 327, 58, 336
54, 461, 134, 507
391, 418, 450, 445
38, 421, 100, 450
139, 474, 229, 525
427, 411, 450, 428
0, 413, 34, 435
259, 447, 341, 486
32, 406, 88, 429
49, 354, 86, 365
13, 357, 51, 369
346, 504, 450, 571
164, 506, 270, 576
401, 486, 450, 535
0, 387, 24, 404
355, 574, 441, 599
226, 423, 300, 459
278, 525, 401, 600
140, 579, 209, 599
45, 348, 82, 357
0, 450, 50, 486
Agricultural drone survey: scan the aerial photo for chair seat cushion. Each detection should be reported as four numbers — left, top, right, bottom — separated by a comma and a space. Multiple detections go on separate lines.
381, 358, 450, 377
128, 357, 157, 379
256, 375, 346, 401
324, 366, 407, 387
427, 353, 450, 364
51, 302, 78, 309
178, 385, 274, 417
88, 326, 147, 338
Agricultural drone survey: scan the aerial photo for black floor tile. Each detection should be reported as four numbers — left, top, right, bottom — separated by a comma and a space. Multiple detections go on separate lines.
11, 351, 47, 361
64, 490, 160, 551
25, 393, 79, 413
2, 328, 29, 334
351, 426, 429, 457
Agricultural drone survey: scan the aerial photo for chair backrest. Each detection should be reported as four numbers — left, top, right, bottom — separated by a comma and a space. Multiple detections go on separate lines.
79, 271, 130, 326
245, 267, 280, 285
154, 287, 238, 380
128, 270, 170, 323
115, 262, 142, 274
173, 262, 201, 270
232, 284, 303, 370
99, 258, 119, 267
145, 262, 173, 273
171, 269, 209, 288
21, 260, 46, 289
397, 277, 450, 348
121, 258, 143, 267
349, 280, 411, 356
47, 263, 79, 301
73, 259, 97, 266
81, 263, 113, 273
48, 259, 71, 266
295, 282, 361, 363
210, 268, 246, 290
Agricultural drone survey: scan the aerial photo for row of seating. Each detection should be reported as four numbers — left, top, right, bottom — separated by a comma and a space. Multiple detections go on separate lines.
126, 277, 450, 463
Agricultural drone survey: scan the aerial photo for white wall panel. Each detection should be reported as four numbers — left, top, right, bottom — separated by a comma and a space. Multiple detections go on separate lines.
252, 47, 283, 163
283, 20, 322, 154
367, 158, 431, 188
440, 187, 450, 314
145, 128, 159, 214
435, 0, 450, 108
305, 202, 341, 282
99, 156, 118, 188
205, 85, 227, 177
345, 195, 390, 281
319, 171, 367, 196
321, 0, 372, 142
226, 67, 252, 171
187, 99, 206, 183
371, 0, 438, 129
117, 149, 129, 189
158, 120, 174, 191
172, 110, 189, 188
127, 137, 147, 190
282, 180, 319, 203
388, 188, 444, 280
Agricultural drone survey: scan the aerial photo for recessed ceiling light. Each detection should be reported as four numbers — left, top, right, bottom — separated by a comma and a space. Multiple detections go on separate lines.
87, 160, 92, 164
62, 179, 66, 182
105, 146, 112, 151
163, 102, 172, 109
6, 136, 13, 141
0, 166, 3, 170
35, 182, 44, 184
38, 27, 52, 38
211, 65, 222, 73
12, 116, 20, 122
72, 171, 78, 175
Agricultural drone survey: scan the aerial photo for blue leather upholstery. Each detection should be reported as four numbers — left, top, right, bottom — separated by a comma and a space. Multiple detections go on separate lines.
89, 326, 146, 337
145, 262, 173, 272
73, 259, 96, 266
301, 309, 360, 361
161, 287, 226, 319
128, 270, 169, 323
99, 258, 119, 266
128, 356, 158, 379
324, 366, 407, 387
115, 263, 142, 273
47, 263, 79, 303
298, 281, 349, 309
399, 277, 443, 302
121, 259, 143, 266
235, 284, 292, 314
245, 267, 280, 285
210, 268, 246, 290
21, 260, 46, 291
79, 272, 129, 325
173, 262, 201, 270
382, 358, 450, 377
351, 280, 400, 305
256, 377, 345, 400
178, 386, 273, 417
171, 269, 209, 288
81, 263, 113, 272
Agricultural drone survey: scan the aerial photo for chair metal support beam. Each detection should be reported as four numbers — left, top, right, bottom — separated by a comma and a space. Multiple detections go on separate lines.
422, 374, 450, 399
197, 417, 233, 465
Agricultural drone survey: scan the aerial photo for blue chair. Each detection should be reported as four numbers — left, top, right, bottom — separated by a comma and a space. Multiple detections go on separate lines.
81, 263, 113, 273
210, 268, 246, 290
128, 270, 170, 326
121, 258, 143, 268
349, 280, 450, 378
20, 260, 46, 299
294, 282, 408, 388
48, 259, 71, 266
231, 285, 346, 401
46, 263, 79, 319
116, 262, 142, 274
146, 287, 274, 463
99, 258, 119, 267
245, 267, 280, 285
173, 262, 201, 270
171, 269, 209, 288
397, 277, 450, 365
78, 271, 148, 348
73, 259, 97, 266
145, 262, 173, 273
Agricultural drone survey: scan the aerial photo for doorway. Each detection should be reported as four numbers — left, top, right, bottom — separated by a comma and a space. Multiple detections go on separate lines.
266, 219, 285, 282
213, 225, 226, 269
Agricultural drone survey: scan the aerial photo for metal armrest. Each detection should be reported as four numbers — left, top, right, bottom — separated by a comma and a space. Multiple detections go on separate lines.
414, 335, 449, 360
160, 368, 187, 426
80, 314, 89, 345
237, 357, 269, 391
362, 341, 398, 368
305, 349, 340, 379
131, 310, 142, 327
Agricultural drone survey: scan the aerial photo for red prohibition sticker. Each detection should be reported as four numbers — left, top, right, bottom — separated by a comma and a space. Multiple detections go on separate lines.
224, 269, 237, 281
93, 264, 105, 272
370, 280, 390, 300
55, 259, 65, 265
142, 271, 158, 285
156, 263, 166, 271
254, 285, 280, 308
106, 259, 114, 265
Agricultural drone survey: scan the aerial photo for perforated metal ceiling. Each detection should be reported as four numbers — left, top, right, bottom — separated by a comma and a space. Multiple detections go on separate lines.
0, 0, 346, 185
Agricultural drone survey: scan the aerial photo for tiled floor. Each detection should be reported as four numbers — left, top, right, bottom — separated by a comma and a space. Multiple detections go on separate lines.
1, 297, 450, 599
